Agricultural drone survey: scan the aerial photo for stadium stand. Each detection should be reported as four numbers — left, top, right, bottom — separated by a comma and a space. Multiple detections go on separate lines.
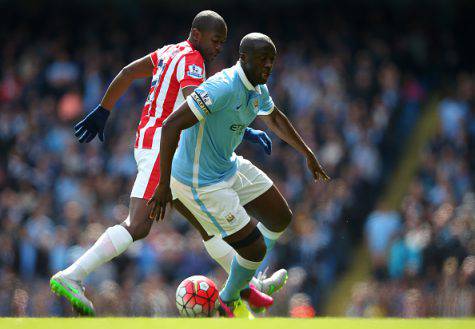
354, 75, 474, 317
0, 1, 472, 316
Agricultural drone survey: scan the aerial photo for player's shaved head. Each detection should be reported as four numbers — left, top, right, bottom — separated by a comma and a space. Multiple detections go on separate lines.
189, 10, 227, 62
239, 33, 276, 85
192, 10, 227, 33
239, 33, 276, 56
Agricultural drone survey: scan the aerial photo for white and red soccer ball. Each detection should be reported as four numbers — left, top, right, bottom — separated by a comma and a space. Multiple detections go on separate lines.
176, 275, 219, 317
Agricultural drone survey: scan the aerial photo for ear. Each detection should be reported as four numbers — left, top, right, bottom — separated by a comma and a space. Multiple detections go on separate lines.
190, 28, 202, 43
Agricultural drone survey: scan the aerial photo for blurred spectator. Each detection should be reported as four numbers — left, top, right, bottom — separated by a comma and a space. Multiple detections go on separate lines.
346, 282, 385, 317
0, 1, 466, 317
289, 293, 316, 318
355, 75, 475, 317
365, 202, 402, 280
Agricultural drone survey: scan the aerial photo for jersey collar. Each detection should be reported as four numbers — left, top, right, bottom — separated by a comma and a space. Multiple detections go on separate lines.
186, 40, 195, 51
236, 61, 261, 94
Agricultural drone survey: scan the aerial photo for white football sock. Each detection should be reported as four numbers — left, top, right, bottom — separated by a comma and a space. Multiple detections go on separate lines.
203, 235, 234, 273
203, 235, 260, 286
62, 224, 133, 281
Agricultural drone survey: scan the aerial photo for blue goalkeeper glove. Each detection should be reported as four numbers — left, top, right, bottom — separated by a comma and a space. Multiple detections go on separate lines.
74, 105, 110, 143
243, 127, 272, 155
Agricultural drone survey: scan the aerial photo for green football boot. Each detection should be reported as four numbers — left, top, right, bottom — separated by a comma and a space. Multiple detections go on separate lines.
50, 271, 95, 316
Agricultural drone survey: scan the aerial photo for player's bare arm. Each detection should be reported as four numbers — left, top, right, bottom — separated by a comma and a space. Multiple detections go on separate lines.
100, 55, 154, 110
182, 86, 198, 99
147, 102, 198, 221
259, 107, 330, 181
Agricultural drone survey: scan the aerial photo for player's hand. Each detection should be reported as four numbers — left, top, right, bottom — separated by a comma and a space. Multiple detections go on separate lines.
74, 105, 110, 143
147, 182, 173, 221
243, 127, 272, 155
306, 152, 330, 182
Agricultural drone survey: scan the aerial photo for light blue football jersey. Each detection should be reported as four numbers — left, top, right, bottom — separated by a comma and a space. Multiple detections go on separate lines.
171, 62, 274, 187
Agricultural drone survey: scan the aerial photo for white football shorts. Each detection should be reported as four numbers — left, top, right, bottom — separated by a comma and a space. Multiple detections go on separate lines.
170, 156, 273, 237
130, 147, 161, 200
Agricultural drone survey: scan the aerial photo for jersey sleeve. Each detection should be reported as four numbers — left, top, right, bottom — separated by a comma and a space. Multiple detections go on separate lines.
186, 76, 232, 121
176, 52, 205, 89
149, 49, 160, 68
257, 84, 275, 115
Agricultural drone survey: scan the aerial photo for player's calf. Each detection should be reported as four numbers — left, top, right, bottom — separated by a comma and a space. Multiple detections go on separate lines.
122, 197, 153, 241
218, 225, 271, 317
228, 227, 271, 309
218, 251, 261, 319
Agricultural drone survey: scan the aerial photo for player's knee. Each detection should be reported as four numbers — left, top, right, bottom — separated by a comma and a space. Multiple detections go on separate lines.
201, 232, 214, 241
274, 207, 292, 232
237, 244, 266, 263
283, 207, 293, 228
253, 235, 267, 261
123, 217, 152, 241
234, 233, 267, 262
131, 226, 151, 241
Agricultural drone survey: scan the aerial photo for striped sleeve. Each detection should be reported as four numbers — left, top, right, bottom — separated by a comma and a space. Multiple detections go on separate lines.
149, 45, 172, 68
177, 51, 205, 89
149, 49, 160, 68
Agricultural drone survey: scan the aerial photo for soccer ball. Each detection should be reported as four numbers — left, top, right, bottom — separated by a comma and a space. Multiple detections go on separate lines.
176, 275, 219, 317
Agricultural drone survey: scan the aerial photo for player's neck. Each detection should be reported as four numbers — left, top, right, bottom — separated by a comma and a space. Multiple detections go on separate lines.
238, 60, 258, 86
242, 66, 258, 87
187, 37, 199, 52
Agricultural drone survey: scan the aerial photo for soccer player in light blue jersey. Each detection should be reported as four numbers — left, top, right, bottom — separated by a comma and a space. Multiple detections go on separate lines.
148, 32, 329, 318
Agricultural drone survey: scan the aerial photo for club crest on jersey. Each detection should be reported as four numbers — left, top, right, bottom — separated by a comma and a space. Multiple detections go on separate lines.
253, 99, 259, 108
187, 64, 203, 79
225, 213, 235, 222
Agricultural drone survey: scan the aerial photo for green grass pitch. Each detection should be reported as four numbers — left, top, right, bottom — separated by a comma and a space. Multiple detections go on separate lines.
1, 318, 473, 329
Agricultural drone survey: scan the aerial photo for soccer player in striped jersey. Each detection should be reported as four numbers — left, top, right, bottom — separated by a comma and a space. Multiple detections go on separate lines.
50, 11, 286, 316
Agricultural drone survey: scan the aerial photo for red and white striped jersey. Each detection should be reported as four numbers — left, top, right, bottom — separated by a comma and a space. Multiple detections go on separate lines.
135, 40, 205, 149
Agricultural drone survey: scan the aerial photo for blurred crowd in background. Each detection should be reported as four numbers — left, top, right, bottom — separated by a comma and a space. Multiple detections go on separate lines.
357, 75, 475, 317
0, 1, 473, 317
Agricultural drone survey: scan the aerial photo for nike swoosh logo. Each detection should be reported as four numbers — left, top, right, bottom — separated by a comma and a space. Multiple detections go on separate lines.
236, 104, 242, 110
59, 278, 80, 295
268, 284, 276, 295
